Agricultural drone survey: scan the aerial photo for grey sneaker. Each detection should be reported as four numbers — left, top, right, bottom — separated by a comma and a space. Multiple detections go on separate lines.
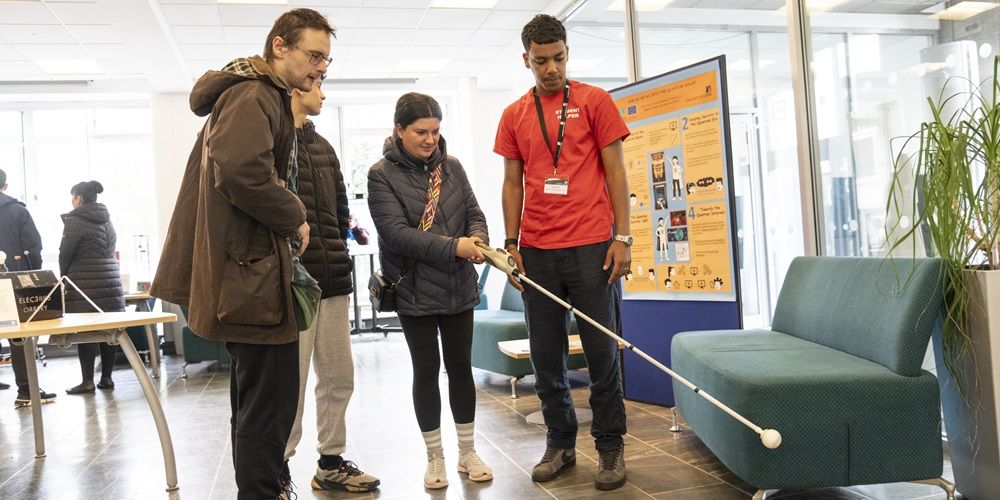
595, 446, 626, 490
15, 390, 56, 408
531, 447, 576, 482
311, 460, 380, 492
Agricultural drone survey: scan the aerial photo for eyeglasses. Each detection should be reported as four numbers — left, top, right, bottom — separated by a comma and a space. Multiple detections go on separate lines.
292, 45, 332, 66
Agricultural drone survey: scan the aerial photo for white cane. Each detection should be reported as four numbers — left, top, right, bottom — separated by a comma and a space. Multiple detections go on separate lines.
475, 242, 782, 449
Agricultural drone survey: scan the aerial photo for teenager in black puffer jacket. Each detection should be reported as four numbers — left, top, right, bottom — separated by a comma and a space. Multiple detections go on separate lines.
60, 181, 125, 395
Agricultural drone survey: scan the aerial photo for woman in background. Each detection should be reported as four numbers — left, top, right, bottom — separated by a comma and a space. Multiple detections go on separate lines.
61, 181, 126, 394
368, 92, 492, 489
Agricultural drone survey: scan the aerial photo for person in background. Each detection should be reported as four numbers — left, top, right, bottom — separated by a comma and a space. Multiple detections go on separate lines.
150, 8, 332, 499
0, 168, 57, 408
281, 79, 380, 493
368, 92, 492, 490
494, 13, 632, 491
346, 215, 370, 245
60, 180, 126, 395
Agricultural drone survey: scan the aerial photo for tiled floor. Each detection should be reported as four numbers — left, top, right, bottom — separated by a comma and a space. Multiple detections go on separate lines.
0, 333, 959, 499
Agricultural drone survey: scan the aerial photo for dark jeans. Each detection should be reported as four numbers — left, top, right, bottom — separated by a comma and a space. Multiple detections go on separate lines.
77, 342, 115, 382
521, 240, 626, 451
4, 339, 29, 393
226, 340, 299, 500
672, 179, 682, 197
398, 310, 476, 432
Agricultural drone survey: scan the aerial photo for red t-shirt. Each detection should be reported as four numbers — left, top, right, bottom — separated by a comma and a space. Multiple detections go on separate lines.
494, 80, 630, 250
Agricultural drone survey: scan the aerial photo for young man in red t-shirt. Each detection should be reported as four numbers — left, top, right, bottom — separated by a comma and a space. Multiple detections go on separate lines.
493, 14, 632, 491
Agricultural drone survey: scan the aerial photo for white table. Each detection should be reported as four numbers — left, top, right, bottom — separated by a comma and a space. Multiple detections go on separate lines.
498, 335, 620, 424
124, 292, 161, 378
1, 312, 180, 491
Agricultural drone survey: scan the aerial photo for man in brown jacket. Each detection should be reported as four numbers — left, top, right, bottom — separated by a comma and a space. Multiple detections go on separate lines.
151, 9, 333, 499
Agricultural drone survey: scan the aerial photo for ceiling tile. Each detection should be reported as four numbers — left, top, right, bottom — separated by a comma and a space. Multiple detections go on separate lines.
363, 0, 431, 7
312, 7, 360, 28
0, 61, 44, 77
66, 25, 118, 44
356, 8, 426, 28
398, 45, 461, 59
342, 45, 398, 60
409, 28, 474, 46
222, 26, 267, 44
293, 0, 364, 6
159, 0, 216, 4
173, 26, 226, 44
351, 28, 414, 46
0, 1, 60, 24
493, 0, 551, 10
179, 44, 232, 60
419, 8, 491, 29
47, 2, 108, 25
85, 44, 132, 60
0, 44, 25, 61
463, 28, 516, 46
443, 58, 490, 75
0, 24, 77, 44
454, 44, 507, 60
188, 59, 222, 76
480, 10, 535, 29
218, 4, 289, 26
14, 44, 90, 60
160, 4, 222, 27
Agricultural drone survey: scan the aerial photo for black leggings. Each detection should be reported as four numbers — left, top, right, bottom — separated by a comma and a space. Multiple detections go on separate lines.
77, 342, 115, 381
399, 310, 476, 432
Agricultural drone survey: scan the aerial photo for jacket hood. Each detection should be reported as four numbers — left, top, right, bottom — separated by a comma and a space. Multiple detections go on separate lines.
63, 202, 111, 224
382, 134, 448, 172
190, 56, 289, 117
300, 120, 317, 143
0, 191, 22, 208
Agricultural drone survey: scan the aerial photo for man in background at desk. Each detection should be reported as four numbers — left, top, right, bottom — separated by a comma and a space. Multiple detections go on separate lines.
0, 168, 57, 408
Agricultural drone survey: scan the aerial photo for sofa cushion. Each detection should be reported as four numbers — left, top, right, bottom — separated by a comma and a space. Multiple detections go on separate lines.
771, 257, 942, 376
672, 329, 942, 489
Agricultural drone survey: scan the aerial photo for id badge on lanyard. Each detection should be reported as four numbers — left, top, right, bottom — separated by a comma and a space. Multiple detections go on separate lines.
535, 83, 570, 196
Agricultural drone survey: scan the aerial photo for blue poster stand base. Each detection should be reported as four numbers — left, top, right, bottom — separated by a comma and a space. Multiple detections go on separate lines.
620, 300, 741, 407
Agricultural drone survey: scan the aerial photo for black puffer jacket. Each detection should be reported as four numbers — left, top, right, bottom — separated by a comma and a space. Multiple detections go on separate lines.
0, 192, 43, 271
368, 136, 488, 316
59, 202, 125, 313
297, 121, 353, 297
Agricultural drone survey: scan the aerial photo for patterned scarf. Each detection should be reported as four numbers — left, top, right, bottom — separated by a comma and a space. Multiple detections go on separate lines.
418, 164, 443, 231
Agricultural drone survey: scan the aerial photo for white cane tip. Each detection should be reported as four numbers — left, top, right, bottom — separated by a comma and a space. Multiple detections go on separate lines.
0, 250, 5, 261
760, 429, 782, 449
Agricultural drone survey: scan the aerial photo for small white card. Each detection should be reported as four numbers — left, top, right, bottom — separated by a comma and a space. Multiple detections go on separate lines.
0, 279, 20, 332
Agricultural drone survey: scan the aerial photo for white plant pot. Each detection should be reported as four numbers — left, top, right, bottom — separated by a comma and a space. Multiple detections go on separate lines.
934, 269, 1000, 499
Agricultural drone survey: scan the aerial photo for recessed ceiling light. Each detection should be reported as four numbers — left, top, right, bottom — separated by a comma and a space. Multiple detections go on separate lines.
395, 59, 449, 72
606, 0, 673, 13
932, 1, 999, 21
430, 0, 498, 8
217, 0, 288, 5
35, 59, 103, 75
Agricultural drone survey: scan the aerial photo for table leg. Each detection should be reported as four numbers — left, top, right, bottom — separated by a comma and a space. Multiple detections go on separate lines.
116, 330, 178, 491
21, 337, 45, 458
351, 255, 362, 334
369, 255, 377, 333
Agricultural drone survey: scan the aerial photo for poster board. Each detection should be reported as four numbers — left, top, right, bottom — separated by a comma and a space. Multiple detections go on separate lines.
611, 56, 739, 302
613, 56, 743, 406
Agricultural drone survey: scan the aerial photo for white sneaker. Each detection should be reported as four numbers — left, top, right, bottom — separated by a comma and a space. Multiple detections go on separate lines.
457, 450, 493, 482
424, 453, 448, 489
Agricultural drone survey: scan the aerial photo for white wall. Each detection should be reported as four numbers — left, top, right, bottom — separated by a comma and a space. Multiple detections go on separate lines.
150, 92, 205, 268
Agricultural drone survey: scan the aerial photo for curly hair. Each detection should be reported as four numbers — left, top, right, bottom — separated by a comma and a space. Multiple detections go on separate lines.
520, 14, 566, 51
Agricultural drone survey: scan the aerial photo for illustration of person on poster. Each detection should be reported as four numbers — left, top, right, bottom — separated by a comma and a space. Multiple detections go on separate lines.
671, 156, 683, 199
655, 218, 667, 261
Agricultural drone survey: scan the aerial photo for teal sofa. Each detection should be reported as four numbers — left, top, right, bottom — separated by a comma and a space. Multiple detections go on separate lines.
671, 257, 952, 498
178, 305, 230, 378
472, 281, 587, 398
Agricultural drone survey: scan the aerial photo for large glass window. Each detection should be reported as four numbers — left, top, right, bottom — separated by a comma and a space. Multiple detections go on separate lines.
9, 106, 156, 286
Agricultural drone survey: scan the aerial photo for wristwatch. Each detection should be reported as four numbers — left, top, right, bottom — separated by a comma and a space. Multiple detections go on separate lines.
614, 234, 633, 247
503, 238, 519, 249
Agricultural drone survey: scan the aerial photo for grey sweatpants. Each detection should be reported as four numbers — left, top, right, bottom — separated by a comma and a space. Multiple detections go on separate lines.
284, 294, 354, 460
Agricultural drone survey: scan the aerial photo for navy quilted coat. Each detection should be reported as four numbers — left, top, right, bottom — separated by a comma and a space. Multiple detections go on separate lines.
59, 202, 125, 313
368, 136, 489, 316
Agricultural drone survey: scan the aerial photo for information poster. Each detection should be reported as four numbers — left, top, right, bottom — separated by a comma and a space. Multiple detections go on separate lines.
612, 56, 738, 302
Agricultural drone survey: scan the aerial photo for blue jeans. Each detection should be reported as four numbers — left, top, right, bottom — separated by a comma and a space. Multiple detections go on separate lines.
521, 240, 626, 451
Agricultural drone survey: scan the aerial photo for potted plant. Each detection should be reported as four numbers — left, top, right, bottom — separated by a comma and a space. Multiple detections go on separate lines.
886, 56, 1000, 498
